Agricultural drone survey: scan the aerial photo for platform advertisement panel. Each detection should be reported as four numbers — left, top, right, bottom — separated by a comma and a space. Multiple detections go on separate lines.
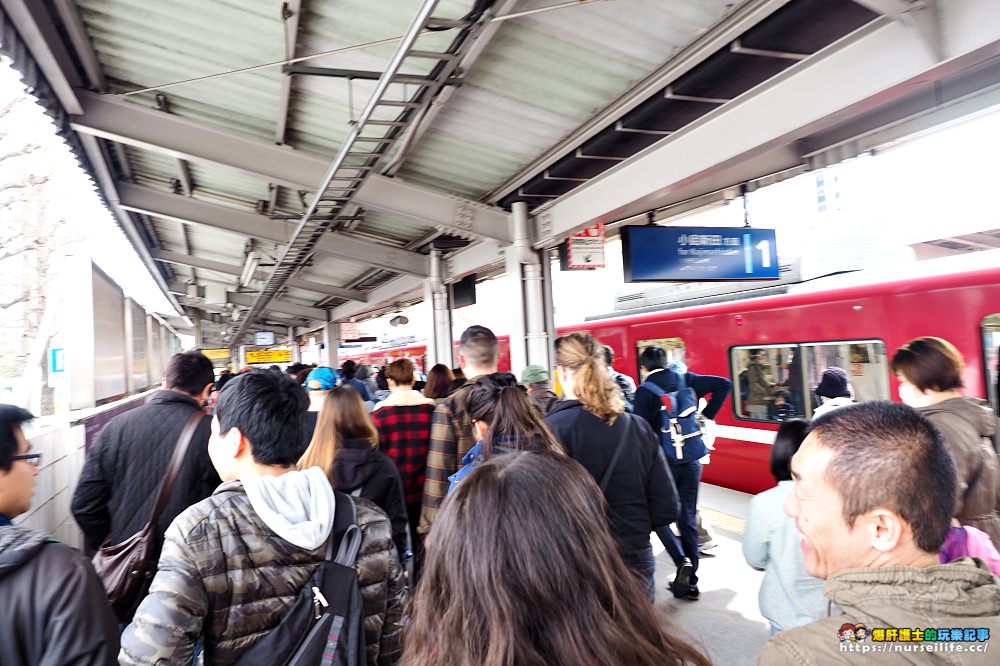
622, 226, 780, 282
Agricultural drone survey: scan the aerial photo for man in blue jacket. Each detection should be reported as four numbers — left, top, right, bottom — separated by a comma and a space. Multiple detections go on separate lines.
635, 347, 731, 601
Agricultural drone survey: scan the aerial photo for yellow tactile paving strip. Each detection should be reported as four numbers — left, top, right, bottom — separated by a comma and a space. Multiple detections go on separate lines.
701, 506, 747, 537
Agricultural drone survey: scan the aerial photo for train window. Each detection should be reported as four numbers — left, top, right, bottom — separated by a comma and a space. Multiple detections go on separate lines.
730, 340, 889, 423
731, 345, 803, 422
799, 340, 890, 408
982, 314, 1000, 419
635, 337, 686, 382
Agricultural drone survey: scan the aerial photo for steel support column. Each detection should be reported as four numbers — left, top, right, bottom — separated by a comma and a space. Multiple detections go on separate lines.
289, 327, 301, 363
323, 321, 340, 369
424, 248, 453, 369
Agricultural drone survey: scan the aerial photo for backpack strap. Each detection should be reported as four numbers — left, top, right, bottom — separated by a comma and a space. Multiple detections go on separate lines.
329, 490, 362, 567
599, 415, 634, 493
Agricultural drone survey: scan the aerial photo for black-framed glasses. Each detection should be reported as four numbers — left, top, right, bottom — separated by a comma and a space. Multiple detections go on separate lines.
12, 453, 42, 468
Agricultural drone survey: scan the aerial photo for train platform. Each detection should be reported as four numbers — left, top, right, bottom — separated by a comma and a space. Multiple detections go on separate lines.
654, 485, 770, 665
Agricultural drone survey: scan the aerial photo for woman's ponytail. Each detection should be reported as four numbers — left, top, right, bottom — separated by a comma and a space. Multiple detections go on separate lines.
555, 332, 624, 424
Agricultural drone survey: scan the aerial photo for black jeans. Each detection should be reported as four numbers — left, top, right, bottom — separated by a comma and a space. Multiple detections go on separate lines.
658, 461, 702, 585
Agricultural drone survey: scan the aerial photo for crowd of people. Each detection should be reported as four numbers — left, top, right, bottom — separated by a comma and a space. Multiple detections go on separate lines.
1, 328, 999, 665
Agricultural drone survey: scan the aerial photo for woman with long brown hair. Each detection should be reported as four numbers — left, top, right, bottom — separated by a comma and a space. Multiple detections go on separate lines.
422, 363, 454, 402
403, 451, 709, 666
299, 385, 408, 557
544, 332, 678, 600
447, 372, 563, 491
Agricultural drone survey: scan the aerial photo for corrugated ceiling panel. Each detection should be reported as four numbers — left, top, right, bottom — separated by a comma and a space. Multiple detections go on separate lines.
354, 211, 435, 246
77, 0, 283, 141
397, 0, 735, 197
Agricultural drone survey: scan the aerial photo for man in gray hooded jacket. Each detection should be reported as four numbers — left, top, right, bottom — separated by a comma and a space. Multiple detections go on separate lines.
120, 371, 406, 666
0, 404, 119, 665
759, 402, 1000, 665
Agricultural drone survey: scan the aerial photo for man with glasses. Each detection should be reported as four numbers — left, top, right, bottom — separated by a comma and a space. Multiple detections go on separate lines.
0, 404, 119, 664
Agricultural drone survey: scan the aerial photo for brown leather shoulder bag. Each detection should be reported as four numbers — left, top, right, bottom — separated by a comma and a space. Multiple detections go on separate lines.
92, 410, 205, 621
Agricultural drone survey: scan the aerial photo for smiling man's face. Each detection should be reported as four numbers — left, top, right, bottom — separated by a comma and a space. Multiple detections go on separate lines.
783, 433, 871, 578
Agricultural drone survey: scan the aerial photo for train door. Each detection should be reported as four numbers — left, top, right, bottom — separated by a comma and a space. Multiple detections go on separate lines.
633, 337, 686, 384
982, 314, 1000, 424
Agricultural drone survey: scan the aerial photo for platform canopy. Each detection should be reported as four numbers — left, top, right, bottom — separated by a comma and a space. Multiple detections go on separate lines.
2, 0, 998, 346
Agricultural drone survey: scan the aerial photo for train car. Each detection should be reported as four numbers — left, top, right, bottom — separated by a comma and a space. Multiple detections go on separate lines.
570, 257, 1000, 494
357, 255, 1000, 495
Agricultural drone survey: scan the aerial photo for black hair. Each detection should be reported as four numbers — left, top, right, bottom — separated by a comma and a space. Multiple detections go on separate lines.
0, 404, 34, 471
603, 345, 614, 367
810, 401, 956, 552
770, 419, 808, 481
375, 369, 389, 392
214, 370, 309, 466
639, 346, 667, 371
167, 351, 216, 396
341, 359, 358, 379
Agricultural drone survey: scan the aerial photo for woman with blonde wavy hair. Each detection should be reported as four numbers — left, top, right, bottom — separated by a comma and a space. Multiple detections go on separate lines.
543, 332, 679, 600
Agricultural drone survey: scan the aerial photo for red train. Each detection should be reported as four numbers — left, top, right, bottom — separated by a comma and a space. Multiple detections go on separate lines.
343, 257, 1000, 495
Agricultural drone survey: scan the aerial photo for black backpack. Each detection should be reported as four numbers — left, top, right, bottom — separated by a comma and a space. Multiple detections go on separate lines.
237, 490, 366, 666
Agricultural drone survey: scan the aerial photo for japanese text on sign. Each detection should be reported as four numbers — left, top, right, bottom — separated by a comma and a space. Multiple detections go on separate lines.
246, 349, 293, 364
568, 223, 605, 269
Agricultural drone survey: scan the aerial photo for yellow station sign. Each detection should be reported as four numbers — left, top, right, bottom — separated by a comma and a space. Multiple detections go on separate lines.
246, 349, 293, 364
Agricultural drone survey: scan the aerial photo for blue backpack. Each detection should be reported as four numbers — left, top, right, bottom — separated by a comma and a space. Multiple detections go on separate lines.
640, 374, 707, 465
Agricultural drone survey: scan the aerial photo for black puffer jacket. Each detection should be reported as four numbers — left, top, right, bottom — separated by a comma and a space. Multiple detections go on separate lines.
71, 390, 220, 555
0, 524, 119, 664
334, 439, 408, 558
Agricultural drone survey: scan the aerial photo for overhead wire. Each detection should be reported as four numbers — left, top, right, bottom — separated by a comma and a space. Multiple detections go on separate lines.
118, 0, 609, 97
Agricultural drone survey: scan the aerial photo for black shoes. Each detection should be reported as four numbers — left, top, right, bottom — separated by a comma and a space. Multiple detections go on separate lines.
670, 558, 695, 599
687, 585, 699, 600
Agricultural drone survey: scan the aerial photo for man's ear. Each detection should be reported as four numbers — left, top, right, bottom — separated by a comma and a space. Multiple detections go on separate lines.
456, 352, 466, 370
867, 509, 904, 552
221, 425, 248, 460
200, 383, 214, 403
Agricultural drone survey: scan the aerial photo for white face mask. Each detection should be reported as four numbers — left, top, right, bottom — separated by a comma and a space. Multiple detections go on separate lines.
898, 384, 932, 408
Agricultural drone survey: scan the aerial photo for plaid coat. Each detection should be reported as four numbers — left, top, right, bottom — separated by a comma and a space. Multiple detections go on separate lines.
371, 391, 436, 507
418, 380, 479, 533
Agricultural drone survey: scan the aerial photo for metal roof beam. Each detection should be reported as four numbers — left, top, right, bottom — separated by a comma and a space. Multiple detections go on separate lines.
483, 0, 796, 203
153, 249, 368, 302
329, 274, 425, 322
1, 0, 83, 113
225, 291, 326, 320
69, 91, 510, 242
116, 183, 430, 277
532, 0, 1000, 247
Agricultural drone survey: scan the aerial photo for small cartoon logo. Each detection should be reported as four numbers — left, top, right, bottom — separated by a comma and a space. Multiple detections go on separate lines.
854, 624, 869, 642
839, 623, 857, 642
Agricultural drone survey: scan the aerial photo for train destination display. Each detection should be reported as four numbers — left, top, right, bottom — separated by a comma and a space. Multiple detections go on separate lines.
622, 226, 780, 282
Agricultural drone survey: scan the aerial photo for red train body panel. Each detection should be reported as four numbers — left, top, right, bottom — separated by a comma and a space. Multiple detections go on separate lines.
346, 264, 1000, 495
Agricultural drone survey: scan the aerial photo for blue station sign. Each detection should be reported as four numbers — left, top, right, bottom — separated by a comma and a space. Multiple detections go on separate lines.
622, 226, 780, 282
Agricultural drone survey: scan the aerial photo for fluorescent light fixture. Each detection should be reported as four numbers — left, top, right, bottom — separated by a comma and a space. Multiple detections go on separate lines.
240, 252, 261, 287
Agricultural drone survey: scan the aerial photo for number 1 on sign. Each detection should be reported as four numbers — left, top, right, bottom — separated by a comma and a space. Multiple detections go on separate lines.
756, 240, 771, 268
